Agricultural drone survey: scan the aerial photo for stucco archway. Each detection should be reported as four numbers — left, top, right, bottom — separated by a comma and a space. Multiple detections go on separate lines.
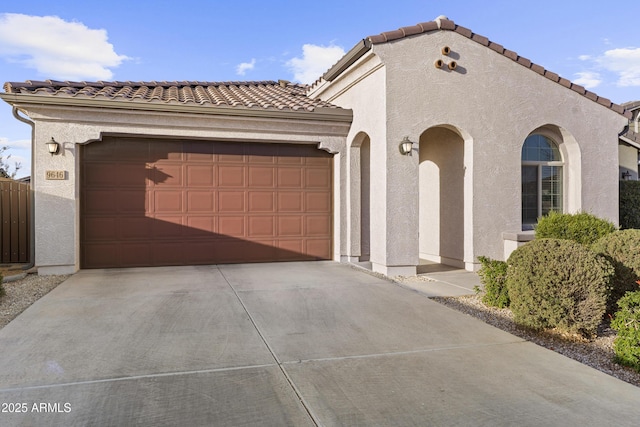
418, 126, 467, 268
348, 132, 372, 262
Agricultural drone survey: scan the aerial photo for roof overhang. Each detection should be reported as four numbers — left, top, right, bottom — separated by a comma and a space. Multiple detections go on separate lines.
323, 39, 372, 82
0, 93, 353, 123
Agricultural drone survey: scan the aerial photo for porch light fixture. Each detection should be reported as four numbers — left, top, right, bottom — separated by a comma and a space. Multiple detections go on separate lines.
399, 136, 415, 155
622, 170, 632, 180
46, 137, 60, 155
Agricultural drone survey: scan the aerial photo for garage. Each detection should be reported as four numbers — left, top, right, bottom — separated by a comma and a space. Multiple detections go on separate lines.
81, 136, 333, 268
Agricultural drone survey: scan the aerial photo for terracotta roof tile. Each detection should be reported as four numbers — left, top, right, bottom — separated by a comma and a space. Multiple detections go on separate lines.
417, 21, 438, 32
516, 56, 532, 68
543, 70, 560, 82
358, 17, 632, 119
471, 34, 490, 46
454, 25, 473, 38
2, 80, 343, 112
570, 83, 586, 95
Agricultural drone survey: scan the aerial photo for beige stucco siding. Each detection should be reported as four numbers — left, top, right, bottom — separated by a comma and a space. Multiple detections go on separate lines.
372, 30, 627, 264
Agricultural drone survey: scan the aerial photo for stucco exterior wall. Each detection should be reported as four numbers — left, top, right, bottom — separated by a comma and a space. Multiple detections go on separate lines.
309, 53, 402, 274
18, 105, 350, 274
313, 29, 628, 273
372, 30, 627, 266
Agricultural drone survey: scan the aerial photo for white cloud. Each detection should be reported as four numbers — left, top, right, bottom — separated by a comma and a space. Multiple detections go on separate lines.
0, 137, 30, 150
578, 55, 592, 61
286, 44, 345, 84
0, 13, 129, 80
599, 47, 640, 87
573, 71, 602, 89
236, 58, 256, 76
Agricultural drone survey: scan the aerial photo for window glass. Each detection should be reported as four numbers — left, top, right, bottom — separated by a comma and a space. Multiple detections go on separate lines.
521, 135, 562, 229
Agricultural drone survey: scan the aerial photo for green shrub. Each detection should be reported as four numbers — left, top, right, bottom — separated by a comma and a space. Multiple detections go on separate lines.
535, 211, 616, 246
620, 180, 640, 229
477, 256, 509, 308
592, 230, 640, 312
611, 290, 640, 372
506, 238, 613, 337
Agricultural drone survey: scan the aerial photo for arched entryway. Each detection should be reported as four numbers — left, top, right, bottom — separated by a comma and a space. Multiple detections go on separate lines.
419, 126, 466, 268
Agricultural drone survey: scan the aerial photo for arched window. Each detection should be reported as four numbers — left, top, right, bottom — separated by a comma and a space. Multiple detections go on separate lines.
522, 134, 563, 229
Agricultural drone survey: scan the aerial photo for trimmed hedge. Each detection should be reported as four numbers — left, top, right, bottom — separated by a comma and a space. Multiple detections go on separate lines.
620, 180, 640, 230
592, 230, 640, 312
611, 290, 640, 372
506, 238, 613, 337
477, 256, 509, 308
535, 211, 616, 246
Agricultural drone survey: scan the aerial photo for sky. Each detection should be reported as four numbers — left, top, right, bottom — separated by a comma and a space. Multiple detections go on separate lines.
1, 0, 639, 178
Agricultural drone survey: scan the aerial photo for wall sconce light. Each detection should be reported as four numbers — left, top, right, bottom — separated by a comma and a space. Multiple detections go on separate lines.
46, 137, 60, 155
622, 170, 632, 180
399, 136, 415, 155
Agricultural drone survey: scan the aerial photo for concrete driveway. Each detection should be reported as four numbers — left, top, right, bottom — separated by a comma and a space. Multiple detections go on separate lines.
0, 262, 638, 426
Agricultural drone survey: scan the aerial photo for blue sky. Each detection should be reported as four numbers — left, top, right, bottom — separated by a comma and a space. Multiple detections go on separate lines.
1, 0, 639, 178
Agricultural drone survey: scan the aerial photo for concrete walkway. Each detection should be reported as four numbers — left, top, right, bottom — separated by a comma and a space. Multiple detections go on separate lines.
0, 262, 638, 426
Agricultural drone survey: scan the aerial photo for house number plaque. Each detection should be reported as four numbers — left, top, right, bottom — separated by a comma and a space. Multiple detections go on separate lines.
45, 170, 66, 180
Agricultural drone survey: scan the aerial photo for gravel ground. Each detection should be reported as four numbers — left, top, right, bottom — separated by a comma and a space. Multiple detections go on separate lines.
0, 273, 70, 329
432, 294, 640, 388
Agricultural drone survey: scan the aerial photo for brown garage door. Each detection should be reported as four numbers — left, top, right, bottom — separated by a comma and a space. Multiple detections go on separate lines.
81, 137, 332, 268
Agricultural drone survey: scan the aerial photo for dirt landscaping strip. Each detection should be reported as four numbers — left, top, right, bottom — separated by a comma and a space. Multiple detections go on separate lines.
0, 273, 70, 329
432, 294, 640, 388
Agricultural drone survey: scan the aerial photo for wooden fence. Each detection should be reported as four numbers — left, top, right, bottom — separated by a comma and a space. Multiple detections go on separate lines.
0, 178, 30, 264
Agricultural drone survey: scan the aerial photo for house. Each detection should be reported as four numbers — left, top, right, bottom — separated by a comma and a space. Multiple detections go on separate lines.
0, 16, 633, 276
619, 101, 640, 180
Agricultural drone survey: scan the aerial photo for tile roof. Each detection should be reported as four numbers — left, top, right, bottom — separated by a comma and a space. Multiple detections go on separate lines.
2, 80, 343, 112
317, 16, 632, 119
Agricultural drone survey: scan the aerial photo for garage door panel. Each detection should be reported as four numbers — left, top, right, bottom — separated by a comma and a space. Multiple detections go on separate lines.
306, 216, 332, 236
118, 191, 147, 213
248, 216, 275, 237
152, 164, 183, 186
277, 240, 305, 260
278, 216, 303, 236
218, 192, 245, 212
187, 191, 215, 211
83, 243, 119, 268
119, 217, 152, 239
219, 216, 245, 237
278, 168, 303, 188
119, 243, 153, 267
248, 192, 275, 212
186, 165, 215, 186
152, 216, 185, 238
306, 193, 331, 212
84, 191, 117, 214
219, 166, 245, 187
83, 163, 114, 187
248, 167, 275, 187
306, 168, 331, 187
306, 239, 332, 259
278, 192, 303, 212
186, 216, 216, 235
83, 218, 117, 240
118, 164, 148, 187
81, 138, 332, 268
154, 191, 183, 213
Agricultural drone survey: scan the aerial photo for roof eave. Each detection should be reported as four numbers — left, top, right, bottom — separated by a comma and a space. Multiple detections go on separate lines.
0, 93, 353, 123
323, 39, 372, 82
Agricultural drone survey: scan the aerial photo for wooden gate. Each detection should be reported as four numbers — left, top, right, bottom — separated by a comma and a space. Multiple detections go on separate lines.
0, 178, 30, 264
